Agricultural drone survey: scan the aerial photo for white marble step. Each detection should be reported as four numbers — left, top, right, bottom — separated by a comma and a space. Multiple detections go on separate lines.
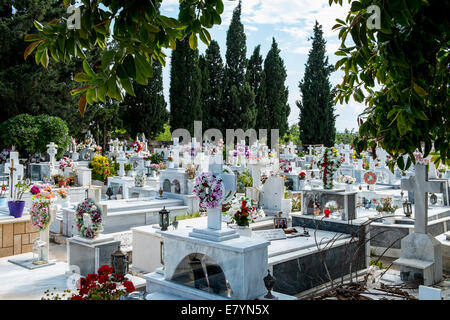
101, 198, 185, 213
106, 205, 189, 216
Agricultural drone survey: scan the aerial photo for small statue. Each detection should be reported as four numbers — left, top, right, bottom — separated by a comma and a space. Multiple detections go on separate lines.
159, 188, 163, 198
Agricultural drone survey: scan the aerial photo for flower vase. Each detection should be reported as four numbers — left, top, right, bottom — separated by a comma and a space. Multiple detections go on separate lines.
63, 167, 72, 178
168, 162, 174, 168
207, 206, 222, 230
299, 179, 306, 190
345, 184, 353, 192
8, 201, 25, 218
235, 225, 252, 238
187, 179, 194, 194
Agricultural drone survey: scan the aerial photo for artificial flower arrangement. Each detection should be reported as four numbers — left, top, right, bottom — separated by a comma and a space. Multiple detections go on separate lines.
57, 188, 68, 199
150, 163, 160, 171
134, 173, 146, 187
167, 156, 174, 162
89, 155, 116, 183
376, 197, 398, 215
30, 186, 56, 231
0, 184, 7, 198
30, 185, 40, 195
353, 150, 364, 160
75, 199, 102, 239
94, 145, 103, 154
317, 147, 343, 189
362, 161, 370, 170
192, 172, 224, 209
59, 157, 73, 170
225, 197, 263, 227
67, 265, 135, 300
132, 141, 143, 153
299, 172, 307, 180
342, 175, 356, 184
0, 148, 10, 164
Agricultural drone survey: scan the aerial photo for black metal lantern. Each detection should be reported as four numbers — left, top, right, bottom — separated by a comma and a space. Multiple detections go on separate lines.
106, 187, 114, 200
159, 206, 170, 231
111, 245, 129, 281
403, 200, 412, 217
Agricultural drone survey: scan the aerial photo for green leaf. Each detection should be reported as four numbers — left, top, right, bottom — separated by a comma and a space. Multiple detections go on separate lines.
120, 77, 135, 96
101, 50, 115, 70
412, 82, 427, 96
123, 55, 136, 78
189, 33, 198, 49
82, 60, 95, 77
33, 21, 44, 31
74, 72, 92, 82
216, 0, 224, 14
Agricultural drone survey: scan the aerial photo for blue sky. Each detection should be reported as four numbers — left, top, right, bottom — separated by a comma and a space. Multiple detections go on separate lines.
160, 0, 363, 132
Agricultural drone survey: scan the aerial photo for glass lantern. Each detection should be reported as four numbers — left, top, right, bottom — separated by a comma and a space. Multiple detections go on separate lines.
111, 245, 129, 281
159, 206, 170, 231
403, 200, 412, 217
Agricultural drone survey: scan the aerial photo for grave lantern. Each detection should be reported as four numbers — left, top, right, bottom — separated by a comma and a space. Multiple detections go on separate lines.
159, 206, 170, 231
402, 200, 412, 217
111, 245, 129, 281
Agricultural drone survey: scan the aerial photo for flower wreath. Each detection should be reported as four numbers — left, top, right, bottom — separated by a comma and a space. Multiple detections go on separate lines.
364, 171, 377, 185
75, 199, 103, 239
192, 172, 224, 209
133, 141, 143, 153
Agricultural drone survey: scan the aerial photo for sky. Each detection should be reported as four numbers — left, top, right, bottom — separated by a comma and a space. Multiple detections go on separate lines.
159, 0, 364, 132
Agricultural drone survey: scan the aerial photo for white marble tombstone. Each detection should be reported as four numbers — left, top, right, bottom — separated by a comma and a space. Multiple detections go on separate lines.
395, 164, 446, 285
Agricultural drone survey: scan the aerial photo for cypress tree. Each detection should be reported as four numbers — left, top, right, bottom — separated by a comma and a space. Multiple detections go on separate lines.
169, 37, 202, 135
247, 45, 266, 131
297, 21, 336, 147
222, 1, 257, 133
201, 40, 224, 130
264, 38, 290, 139
121, 63, 169, 139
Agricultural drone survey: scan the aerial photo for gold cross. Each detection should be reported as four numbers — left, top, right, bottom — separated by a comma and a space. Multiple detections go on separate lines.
9, 159, 16, 198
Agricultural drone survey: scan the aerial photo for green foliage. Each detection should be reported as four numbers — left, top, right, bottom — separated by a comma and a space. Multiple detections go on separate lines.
155, 123, 172, 141
89, 155, 116, 182
25, 0, 225, 113
370, 259, 385, 269
0, 113, 69, 158
335, 129, 357, 145
121, 62, 168, 139
237, 170, 253, 193
169, 37, 202, 135
264, 38, 290, 138
331, 0, 449, 168
280, 124, 302, 145
200, 40, 225, 130
247, 45, 266, 131
150, 153, 164, 164
221, 1, 257, 133
297, 21, 336, 147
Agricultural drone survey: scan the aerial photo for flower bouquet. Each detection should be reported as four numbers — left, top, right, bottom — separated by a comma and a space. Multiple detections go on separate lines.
317, 147, 343, 189
66, 265, 135, 300
298, 172, 307, 180
228, 197, 258, 227
192, 172, 224, 209
59, 157, 73, 170
31, 186, 56, 230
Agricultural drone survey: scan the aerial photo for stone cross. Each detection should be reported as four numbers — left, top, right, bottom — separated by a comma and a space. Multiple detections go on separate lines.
117, 152, 127, 177
46, 142, 58, 166
401, 164, 445, 234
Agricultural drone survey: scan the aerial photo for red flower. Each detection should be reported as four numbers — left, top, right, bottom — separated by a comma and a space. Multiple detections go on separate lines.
98, 265, 113, 275
108, 282, 117, 290
123, 280, 135, 293
86, 273, 98, 283
98, 274, 109, 284
70, 295, 83, 300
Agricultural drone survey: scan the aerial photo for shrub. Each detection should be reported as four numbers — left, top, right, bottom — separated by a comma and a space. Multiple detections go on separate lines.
90, 155, 116, 182
0, 114, 70, 158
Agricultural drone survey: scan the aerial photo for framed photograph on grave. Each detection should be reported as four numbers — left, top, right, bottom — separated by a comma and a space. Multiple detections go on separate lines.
273, 217, 287, 229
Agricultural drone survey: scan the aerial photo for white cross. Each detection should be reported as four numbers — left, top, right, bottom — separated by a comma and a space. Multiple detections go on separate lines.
308, 145, 314, 156
401, 164, 445, 234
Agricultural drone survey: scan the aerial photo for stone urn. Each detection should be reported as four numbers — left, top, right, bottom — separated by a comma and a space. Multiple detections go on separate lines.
234, 225, 252, 238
